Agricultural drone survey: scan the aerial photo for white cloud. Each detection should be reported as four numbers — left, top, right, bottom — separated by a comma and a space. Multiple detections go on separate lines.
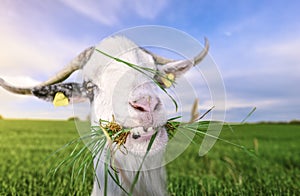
0, 27, 89, 77
60, 0, 168, 26
132, 0, 169, 19
223, 31, 232, 37
256, 39, 300, 58
60, 0, 122, 25
213, 26, 300, 80
0, 2, 93, 119
0, 76, 40, 87
254, 38, 300, 71
224, 98, 280, 110
0, 0, 167, 119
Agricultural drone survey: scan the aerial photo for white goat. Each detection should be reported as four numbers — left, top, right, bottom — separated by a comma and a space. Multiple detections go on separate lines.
0, 36, 209, 195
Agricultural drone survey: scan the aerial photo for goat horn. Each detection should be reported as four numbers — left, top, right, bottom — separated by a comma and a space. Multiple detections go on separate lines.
0, 78, 32, 95
0, 46, 95, 95
193, 37, 209, 65
145, 37, 209, 65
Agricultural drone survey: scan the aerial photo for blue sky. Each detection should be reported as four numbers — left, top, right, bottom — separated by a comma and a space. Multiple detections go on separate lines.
0, 0, 299, 122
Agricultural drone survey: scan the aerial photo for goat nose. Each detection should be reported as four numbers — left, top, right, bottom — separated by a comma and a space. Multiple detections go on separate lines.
129, 96, 159, 112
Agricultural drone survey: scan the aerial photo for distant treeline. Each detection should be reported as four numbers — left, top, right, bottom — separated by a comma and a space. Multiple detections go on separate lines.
256, 120, 300, 125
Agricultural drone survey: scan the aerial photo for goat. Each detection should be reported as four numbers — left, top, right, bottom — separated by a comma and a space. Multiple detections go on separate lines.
0, 36, 209, 195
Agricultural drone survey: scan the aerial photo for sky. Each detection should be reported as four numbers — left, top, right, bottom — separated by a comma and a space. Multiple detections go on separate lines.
0, 0, 299, 122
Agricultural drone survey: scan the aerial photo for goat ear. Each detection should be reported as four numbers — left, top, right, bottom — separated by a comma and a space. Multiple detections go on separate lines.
157, 59, 194, 88
160, 59, 194, 77
31, 83, 88, 106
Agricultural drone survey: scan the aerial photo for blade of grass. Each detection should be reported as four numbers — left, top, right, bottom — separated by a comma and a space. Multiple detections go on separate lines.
181, 125, 245, 149
241, 107, 257, 123
107, 169, 130, 195
176, 128, 197, 145
168, 116, 182, 121
104, 148, 110, 196
197, 106, 215, 120
129, 131, 158, 194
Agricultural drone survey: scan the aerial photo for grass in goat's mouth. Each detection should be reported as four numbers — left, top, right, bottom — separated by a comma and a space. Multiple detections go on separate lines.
98, 116, 130, 151
50, 117, 160, 195
50, 111, 255, 195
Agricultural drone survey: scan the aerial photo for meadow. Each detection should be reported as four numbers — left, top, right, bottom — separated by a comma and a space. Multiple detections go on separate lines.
0, 120, 299, 195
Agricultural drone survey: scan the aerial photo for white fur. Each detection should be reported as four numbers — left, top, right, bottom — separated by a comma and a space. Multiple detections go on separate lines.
83, 36, 168, 195
91, 129, 168, 196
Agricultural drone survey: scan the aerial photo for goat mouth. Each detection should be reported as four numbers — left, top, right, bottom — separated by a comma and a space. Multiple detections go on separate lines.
128, 126, 164, 141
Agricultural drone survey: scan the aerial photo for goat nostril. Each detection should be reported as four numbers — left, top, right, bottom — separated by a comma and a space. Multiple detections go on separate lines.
153, 100, 161, 111
129, 101, 149, 112
135, 105, 147, 112
129, 97, 161, 112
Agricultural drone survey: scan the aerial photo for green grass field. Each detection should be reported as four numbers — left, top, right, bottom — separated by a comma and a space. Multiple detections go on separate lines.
0, 120, 299, 195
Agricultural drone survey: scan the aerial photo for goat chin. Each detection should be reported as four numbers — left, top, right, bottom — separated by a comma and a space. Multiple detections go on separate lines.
91, 132, 168, 196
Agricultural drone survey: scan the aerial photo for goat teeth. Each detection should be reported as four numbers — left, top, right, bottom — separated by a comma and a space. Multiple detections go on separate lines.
131, 127, 143, 134
147, 127, 154, 132
131, 127, 143, 139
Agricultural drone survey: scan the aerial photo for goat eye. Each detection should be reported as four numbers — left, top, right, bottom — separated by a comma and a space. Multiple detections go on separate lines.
154, 74, 166, 88
84, 81, 98, 101
86, 82, 95, 92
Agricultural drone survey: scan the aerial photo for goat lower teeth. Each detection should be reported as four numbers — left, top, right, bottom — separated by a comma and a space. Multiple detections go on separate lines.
147, 127, 154, 132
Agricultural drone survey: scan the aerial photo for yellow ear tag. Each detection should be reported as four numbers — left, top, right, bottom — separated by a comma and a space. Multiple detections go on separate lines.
161, 73, 175, 88
53, 92, 69, 107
